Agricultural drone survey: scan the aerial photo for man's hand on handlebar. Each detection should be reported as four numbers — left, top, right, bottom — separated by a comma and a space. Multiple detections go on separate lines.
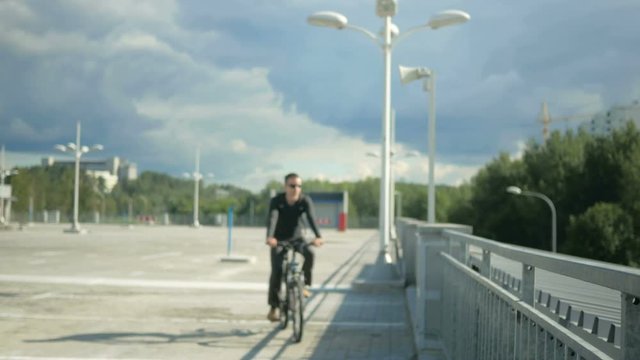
311, 238, 324, 247
266, 237, 278, 248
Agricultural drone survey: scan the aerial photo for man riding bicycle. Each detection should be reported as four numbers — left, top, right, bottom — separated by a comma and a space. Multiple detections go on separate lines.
266, 173, 324, 322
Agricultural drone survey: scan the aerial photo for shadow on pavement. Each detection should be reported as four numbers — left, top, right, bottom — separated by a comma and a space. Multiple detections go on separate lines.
307, 245, 415, 359
25, 327, 258, 347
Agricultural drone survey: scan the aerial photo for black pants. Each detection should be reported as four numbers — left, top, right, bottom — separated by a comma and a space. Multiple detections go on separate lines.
268, 239, 315, 308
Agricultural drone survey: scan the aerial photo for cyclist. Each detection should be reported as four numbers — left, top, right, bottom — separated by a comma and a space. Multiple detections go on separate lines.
266, 173, 324, 322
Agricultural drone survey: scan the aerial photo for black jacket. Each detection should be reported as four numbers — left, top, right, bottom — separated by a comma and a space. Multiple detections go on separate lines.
266, 193, 322, 241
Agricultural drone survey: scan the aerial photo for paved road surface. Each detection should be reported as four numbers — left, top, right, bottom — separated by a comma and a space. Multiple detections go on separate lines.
0, 224, 414, 359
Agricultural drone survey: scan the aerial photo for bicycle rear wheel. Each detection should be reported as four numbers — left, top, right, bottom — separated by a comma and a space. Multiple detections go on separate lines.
290, 279, 304, 342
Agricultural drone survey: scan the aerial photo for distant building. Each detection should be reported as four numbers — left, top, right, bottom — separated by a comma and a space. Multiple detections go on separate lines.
41, 156, 137, 192
581, 100, 640, 136
306, 192, 349, 231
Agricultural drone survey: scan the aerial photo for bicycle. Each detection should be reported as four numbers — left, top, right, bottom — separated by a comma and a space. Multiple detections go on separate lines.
277, 241, 305, 342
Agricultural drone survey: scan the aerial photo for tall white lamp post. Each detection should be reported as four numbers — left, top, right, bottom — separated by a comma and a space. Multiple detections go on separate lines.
183, 147, 213, 228
55, 122, 103, 234
399, 66, 437, 223
308, 2, 469, 253
366, 148, 419, 237
506, 186, 557, 253
0, 145, 19, 225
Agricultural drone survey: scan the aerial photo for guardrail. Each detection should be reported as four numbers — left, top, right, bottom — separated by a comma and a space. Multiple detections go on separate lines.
397, 218, 640, 360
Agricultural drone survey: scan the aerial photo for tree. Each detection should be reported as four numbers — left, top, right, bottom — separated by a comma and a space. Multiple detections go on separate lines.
467, 152, 532, 245
521, 129, 591, 250
565, 203, 637, 266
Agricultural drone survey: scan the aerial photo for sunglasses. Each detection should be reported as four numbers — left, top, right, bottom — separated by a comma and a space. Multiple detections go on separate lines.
287, 184, 302, 189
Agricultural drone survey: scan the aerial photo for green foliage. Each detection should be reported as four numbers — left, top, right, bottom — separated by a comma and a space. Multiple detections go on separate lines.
466, 152, 530, 244
10, 165, 101, 219
460, 121, 640, 266
9, 116, 640, 267
565, 203, 636, 265
348, 177, 379, 218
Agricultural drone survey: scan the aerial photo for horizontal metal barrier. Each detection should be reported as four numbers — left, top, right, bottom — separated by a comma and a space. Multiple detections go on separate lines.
396, 219, 640, 360
442, 251, 612, 360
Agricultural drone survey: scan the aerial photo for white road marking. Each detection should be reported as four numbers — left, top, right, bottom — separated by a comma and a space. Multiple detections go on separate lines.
0, 357, 154, 360
140, 251, 181, 261
0, 274, 267, 291
216, 267, 249, 278
0, 274, 351, 292
35, 251, 65, 257
30, 292, 55, 300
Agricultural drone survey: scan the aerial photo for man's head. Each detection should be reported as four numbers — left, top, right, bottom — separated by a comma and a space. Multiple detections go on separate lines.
284, 173, 302, 201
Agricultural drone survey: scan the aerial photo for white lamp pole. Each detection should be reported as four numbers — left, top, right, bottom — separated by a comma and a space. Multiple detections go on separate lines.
0, 145, 19, 225
308, 3, 469, 253
399, 66, 437, 223
381, 13, 392, 253
390, 109, 396, 238
426, 74, 436, 223
506, 186, 557, 253
55, 121, 103, 234
183, 147, 213, 228
367, 147, 418, 237
193, 148, 202, 227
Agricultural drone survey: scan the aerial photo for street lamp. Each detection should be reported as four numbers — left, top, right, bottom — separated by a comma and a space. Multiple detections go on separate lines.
55, 121, 103, 234
183, 147, 213, 228
506, 186, 557, 253
365, 148, 418, 238
0, 145, 19, 225
308, 1, 469, 253
399, 66, 437, 223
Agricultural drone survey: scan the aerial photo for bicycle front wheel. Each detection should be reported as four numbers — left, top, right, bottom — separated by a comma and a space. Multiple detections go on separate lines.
279, 286, 289, 329
290, 279, 304, 342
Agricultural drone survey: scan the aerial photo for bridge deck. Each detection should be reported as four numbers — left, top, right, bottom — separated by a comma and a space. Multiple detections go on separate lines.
0, 225, 413, 359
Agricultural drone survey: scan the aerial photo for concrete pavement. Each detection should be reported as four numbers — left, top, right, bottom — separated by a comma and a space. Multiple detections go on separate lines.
0, 224, 414, 359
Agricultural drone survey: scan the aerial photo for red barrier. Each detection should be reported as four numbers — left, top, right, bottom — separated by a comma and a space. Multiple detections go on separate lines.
338, 212, 347, 232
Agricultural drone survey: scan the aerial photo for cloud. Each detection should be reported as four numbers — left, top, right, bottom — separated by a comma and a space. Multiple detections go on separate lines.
230, 139, 247, 153
2, 0, 638, 194
111, 32, 173, 54
63, 0, 178, 24
0, 0, 35, 25
8, 118, 42, 140
0, 28, 93, 55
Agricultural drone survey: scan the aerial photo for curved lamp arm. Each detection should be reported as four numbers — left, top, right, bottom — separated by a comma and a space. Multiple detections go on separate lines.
522, 190, 556, 214
343, 24, 381, 47
391, 24, 429, 47
515, 189, 557, 253
392, 9, 470, 48
521, 191, 557, 219
308, 11, 380, 47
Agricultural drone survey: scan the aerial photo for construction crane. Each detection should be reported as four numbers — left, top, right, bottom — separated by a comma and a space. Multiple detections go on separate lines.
538, 101, 595, 141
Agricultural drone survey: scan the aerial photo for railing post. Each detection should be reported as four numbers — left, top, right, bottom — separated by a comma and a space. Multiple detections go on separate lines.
463, 242, 469, 266
481, 249, 491, 278
522, 264, 535, 306
414, 224, 472, 352
622, 292, 640, 360
403, 221, 418, 285
415, 231, 428, 346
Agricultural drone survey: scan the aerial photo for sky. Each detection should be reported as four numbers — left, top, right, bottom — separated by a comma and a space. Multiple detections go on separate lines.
1, 0, 639, 191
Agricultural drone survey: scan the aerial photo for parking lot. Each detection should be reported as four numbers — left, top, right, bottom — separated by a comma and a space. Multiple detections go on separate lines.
0, 224, 414, 359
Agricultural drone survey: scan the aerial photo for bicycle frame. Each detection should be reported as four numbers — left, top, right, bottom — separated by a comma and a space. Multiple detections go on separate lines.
278, 241, 305, 342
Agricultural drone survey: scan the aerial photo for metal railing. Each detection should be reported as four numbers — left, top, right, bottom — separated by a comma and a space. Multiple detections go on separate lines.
397, 218, 640, 360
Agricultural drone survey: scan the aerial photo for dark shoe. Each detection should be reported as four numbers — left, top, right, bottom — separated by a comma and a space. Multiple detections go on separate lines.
267, 308, 280, 322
